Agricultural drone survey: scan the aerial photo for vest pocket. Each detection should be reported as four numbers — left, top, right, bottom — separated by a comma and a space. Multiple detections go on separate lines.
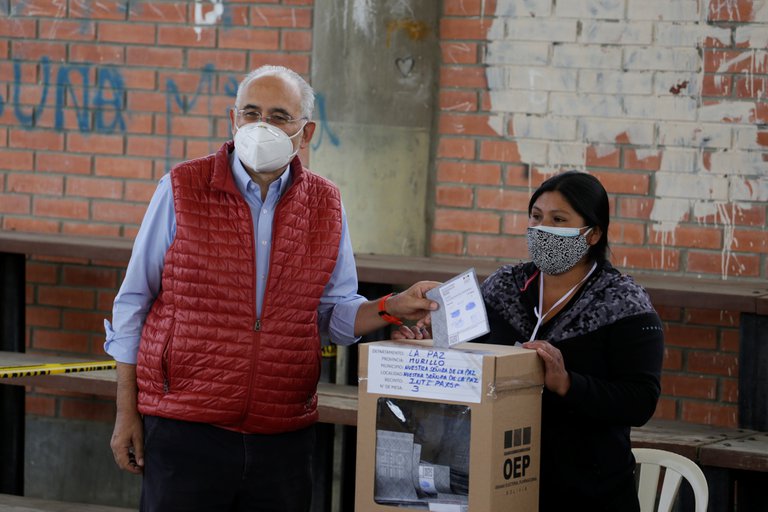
160, 320, 176, 393
304, 347, 322, 412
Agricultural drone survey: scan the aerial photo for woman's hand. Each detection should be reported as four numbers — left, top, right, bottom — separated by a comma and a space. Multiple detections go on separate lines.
522, 340, 571, 396
391, 324, 431, 340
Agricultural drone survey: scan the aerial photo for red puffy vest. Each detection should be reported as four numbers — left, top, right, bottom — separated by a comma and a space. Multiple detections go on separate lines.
136, 141, 342, 434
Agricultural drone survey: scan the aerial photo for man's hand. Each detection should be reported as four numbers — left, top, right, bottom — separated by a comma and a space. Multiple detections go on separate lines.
354, 281, 441, 336
110, 362, 144, 474
385, 281, 440, 322
110, 408, 144, 474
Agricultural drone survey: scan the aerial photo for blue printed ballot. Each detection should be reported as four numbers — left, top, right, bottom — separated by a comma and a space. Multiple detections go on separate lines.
426, 268, 490, 348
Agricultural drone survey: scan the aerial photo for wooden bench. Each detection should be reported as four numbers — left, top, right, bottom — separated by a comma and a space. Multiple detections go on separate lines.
0, 493, 134, 512
0, 351, 358, 427
2, 348, 764, 425
631, 420, 768, 510
2, 350, 765, 457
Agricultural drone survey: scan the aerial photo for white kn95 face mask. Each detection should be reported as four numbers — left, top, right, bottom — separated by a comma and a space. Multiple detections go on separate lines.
234, 122, 305, 173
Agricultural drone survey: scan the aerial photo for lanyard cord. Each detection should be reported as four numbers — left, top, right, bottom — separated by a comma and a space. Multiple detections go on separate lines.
528, 261, 598, 342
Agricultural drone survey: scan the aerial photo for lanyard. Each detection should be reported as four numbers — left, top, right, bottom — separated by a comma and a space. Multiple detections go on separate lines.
528, 262, 597, 342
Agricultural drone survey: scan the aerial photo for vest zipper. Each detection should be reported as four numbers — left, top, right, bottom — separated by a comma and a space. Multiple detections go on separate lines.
240, 190, 266, 424
240, 179, 290, 423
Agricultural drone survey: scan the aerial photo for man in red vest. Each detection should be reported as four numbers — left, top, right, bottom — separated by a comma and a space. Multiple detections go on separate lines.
105, 65, 438, 512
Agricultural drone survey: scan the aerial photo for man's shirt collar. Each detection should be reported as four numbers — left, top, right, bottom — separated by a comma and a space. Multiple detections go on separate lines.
231, 148, 292, 199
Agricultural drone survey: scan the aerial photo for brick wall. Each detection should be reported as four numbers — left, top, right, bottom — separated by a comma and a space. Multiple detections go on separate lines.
435, 0, 766, 427
2, 0, 766, 429
1, 0, 314, 424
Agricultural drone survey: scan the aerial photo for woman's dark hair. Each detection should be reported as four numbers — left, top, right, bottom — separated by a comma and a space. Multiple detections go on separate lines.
528, 170, 610, 262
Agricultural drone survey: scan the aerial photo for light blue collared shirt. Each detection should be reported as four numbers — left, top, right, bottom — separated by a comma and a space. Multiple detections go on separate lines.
104, 150, 366, 364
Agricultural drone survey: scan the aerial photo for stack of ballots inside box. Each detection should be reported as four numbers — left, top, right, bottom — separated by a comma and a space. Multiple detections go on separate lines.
374, 399, 470, 508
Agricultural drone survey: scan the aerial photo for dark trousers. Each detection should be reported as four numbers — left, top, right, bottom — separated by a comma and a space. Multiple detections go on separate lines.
140, 415, 315, 512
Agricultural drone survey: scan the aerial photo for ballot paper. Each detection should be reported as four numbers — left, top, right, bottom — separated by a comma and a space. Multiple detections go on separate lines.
375, 430, 420, 504
374, 427, 470, 510
427, 269, 489, 348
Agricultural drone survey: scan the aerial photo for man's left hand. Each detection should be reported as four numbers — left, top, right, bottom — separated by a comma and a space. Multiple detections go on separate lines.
386, 281, 440, 322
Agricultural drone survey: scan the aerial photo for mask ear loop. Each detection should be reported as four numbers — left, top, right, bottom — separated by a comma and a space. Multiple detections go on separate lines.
287, 120, 308, 139
584, 227, 600, 252
285, 121, 308, 161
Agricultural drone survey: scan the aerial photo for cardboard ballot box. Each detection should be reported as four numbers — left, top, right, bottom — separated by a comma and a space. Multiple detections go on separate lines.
355, 341, 544, 512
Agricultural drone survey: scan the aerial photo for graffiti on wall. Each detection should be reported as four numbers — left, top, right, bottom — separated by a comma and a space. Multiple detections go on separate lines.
1, 58, 340, 172
310, 93, 340, 151
1, 57, 126, 133
193, 0, 225, 39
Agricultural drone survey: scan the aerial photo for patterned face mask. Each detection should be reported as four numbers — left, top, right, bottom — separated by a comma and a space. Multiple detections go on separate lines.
527, 225, 593, 275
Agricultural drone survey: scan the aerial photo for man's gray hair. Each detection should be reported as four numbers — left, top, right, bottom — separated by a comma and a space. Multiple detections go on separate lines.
235, 65, 315, 120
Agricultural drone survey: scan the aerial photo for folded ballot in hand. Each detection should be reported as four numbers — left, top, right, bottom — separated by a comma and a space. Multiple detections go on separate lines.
426, 268, 489, 349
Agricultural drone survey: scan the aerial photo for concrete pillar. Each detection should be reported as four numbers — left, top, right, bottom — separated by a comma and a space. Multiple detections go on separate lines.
311, 0, 440, 256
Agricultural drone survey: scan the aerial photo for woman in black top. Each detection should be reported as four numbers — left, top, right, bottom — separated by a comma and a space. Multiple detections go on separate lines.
399, 171, 664, 510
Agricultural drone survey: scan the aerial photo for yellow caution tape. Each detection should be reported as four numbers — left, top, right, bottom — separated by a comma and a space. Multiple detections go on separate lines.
2, 349, 337, 378
0, 360, 117, 379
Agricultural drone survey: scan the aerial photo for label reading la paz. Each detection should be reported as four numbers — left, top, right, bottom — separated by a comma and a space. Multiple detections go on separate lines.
367, 345, 483, 403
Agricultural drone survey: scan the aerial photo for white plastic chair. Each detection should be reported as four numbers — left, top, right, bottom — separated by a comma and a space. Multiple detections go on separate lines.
633, 448, 709, 512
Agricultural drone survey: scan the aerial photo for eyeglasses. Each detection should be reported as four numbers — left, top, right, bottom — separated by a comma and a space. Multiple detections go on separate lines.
235, 108, 306, 127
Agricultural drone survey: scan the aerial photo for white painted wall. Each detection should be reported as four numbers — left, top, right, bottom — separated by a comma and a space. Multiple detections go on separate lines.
483, 0, 767, 278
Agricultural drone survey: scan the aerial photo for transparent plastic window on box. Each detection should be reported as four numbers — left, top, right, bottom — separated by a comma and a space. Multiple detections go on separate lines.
374, 397, 470, 510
